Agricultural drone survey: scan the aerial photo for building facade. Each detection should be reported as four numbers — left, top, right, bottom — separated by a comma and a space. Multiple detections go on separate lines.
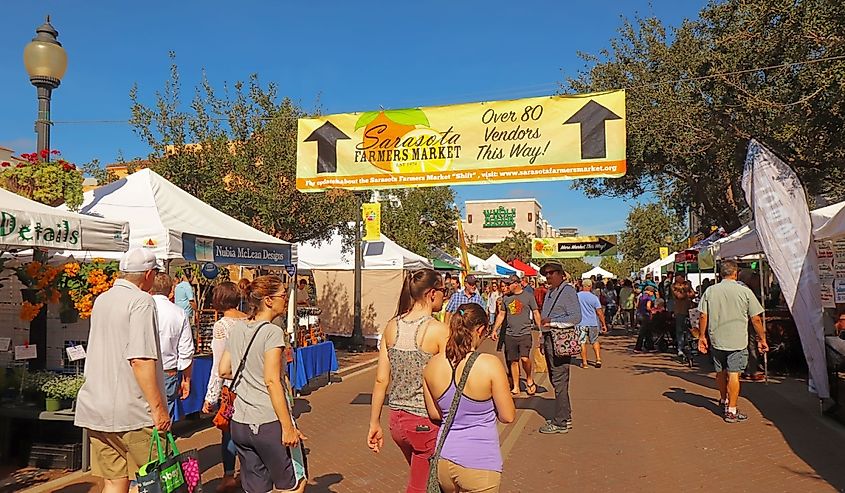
463, 198, 567, 245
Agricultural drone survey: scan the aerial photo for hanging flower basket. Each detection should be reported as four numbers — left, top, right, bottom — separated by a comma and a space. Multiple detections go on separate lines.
57, 259, 119, 320
59, 293, 79, 324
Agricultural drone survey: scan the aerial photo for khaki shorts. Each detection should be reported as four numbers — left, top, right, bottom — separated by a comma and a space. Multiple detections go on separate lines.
438, 458, 501, 493
89, 428, 155, 480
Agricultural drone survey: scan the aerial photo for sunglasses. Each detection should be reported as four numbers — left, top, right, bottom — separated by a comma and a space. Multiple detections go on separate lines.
432, 286, 448, 294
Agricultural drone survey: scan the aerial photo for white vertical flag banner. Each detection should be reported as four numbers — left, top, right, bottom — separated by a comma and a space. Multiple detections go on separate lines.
742, 139, 829, 398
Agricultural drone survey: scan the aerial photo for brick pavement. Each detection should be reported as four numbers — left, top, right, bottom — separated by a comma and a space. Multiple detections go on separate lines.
34, 330, 845, 492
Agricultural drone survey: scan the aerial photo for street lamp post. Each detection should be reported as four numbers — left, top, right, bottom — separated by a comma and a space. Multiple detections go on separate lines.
22, 16, 67, 371
23, 16, 67, 161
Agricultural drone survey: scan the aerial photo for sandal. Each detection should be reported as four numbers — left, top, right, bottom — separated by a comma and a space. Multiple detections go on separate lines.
596, 361, 602, 368
581, 363, 589, 369
511, 389, 520, 396
526, 383, 537, 395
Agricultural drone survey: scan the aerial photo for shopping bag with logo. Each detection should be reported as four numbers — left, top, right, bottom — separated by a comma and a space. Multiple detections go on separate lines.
214, 322, 268, 431
550, 324, 580, 357
136, 430, 203, 493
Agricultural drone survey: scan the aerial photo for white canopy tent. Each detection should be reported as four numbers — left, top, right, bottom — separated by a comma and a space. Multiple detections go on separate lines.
485, 254, 522, 277
812, 201, 845, 241
640, 254, 676, 278
1, 187, 128, 252
297, 229, 431, 271
297, 229, 430, 339
582, 266, 616, 279
59, 168, 294, 266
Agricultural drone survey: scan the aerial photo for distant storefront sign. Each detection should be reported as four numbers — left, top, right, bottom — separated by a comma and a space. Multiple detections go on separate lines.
483, 206, 516, 228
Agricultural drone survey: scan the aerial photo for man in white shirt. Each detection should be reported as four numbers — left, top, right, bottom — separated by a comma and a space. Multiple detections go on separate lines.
150, 272, 195, 420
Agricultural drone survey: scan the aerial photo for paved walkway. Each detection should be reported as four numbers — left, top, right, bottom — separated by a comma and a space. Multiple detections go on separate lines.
39, 330, 845, 492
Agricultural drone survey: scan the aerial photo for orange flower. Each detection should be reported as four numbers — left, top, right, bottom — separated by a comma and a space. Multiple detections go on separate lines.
48, 289, 61, 304
19, 301, 44, 321
25, 261, 43, 278
63, 262, 81, 277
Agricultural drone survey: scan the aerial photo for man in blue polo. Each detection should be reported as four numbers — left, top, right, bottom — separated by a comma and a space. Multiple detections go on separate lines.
444, 274, 485, 326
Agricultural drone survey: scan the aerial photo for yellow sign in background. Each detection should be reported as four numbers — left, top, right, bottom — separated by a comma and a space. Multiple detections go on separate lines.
532, 235, 618, 259
296, 90, 625, 192
362, 202, 381, 242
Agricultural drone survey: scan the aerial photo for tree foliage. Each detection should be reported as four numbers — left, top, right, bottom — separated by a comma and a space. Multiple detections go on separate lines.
377, 187, 458, 257
568, 0, 845, 230
491, 230, 534, 262
600, 255, 636, 279
128, 56, 357, 243
558, 258, 594, 280
618, 202, 687, 269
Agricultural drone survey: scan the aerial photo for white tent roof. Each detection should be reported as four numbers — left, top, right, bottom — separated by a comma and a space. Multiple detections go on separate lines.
485, 254, 523, 277
298, 229, 431, 271
60, 169, 294, 265
812, 201, 845, 241
1, 187, 129, 251
582, 266, 616, 279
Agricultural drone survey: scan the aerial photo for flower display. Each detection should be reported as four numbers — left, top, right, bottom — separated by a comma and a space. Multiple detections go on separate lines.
14, 260, 62, 321
57, 259, 119, 319
0, 149, 83, 209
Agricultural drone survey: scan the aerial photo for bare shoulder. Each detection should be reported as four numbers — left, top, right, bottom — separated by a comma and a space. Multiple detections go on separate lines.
382, 318, 398, 344
476, 353, 504, 370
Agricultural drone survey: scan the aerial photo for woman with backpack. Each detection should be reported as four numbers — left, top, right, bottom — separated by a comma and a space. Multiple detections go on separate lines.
422, 303, 515, 493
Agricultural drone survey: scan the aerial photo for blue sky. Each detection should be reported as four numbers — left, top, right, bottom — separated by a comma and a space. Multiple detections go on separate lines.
2, 1, 706, 236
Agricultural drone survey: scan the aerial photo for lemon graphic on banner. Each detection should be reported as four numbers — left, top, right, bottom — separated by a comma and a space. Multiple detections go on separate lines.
393, 128, 452, 174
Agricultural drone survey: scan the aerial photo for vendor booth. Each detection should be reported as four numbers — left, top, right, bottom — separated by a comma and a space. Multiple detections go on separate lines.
55, 169, 319, 414
0, 188, 130, 472
297, 228, 431, 340
509, 259, 537, 276
486, 254, 522, 277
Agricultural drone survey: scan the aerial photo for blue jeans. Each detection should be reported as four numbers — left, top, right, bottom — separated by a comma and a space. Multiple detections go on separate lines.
675, 315, 689, 353
222, 429, 237, 475
164, 372, 180, 420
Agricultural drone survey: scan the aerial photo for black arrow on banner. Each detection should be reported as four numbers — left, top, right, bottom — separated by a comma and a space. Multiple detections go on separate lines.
563, 100, 622, 159
304, 121, 350, 174
556, 237, 616, 255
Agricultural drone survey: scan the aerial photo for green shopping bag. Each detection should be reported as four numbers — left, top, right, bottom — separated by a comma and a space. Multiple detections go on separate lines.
136, 430, 190, 493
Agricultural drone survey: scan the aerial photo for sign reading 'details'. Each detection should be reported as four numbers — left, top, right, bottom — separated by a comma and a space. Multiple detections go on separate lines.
483, 206, 516, 228
182, 234, 292, 266
0, 209, 82, 248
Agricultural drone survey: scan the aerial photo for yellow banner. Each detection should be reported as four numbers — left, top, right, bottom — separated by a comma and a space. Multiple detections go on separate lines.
296, 90, 625, 192
362, 202, 381, 242
532, 235, 618, 259
659, 247, 669, 259
456, 218, 470, 273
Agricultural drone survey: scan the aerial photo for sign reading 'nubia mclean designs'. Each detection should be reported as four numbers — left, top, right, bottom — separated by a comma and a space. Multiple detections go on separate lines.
296, 90, 626, 192
0, 209, 81, 248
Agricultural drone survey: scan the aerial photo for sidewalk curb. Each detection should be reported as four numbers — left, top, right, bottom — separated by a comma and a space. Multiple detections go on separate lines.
21, 470, 87, 493
337, 356, 379, 378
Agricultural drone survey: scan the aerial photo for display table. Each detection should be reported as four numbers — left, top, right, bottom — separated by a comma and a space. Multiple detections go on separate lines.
180, 341, 339, 416
287, 341, 339, 391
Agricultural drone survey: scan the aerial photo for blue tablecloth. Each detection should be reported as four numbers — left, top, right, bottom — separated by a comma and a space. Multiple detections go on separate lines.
178, 342, 338, 418
287, 341, 339, 391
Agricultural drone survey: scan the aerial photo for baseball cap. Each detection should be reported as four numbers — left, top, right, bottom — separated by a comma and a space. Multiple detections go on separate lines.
506, 274, 521, 284
119, 248, 160, 273
540, 261, 563, 276
464, 274, 478, 286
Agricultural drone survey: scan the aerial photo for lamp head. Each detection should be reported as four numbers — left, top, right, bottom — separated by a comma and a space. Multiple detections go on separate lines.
23, 16, 67, 84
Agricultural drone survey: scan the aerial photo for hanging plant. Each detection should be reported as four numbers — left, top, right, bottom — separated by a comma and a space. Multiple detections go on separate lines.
57, 258, 119, 319
0, 149, 83, 210
14, 260, 61, 321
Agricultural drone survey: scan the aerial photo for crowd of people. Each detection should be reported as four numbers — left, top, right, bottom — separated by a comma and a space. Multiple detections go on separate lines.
70, 246, 769, 493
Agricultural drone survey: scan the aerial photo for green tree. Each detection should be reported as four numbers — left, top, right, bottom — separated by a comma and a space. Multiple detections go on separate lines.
600, 256, 636, 279
467, 242, 492, 260
558, 258, 594, 280
618, 202, 686, 269
128, 56, 356, 243
491, 230, 533, 262
377, 187, 458, 257
568, 0, 845, 229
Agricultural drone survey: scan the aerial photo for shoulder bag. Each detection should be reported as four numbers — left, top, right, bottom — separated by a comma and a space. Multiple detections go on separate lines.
426, 351, 481, 493
547, 285, 581, 357
213, 321, 269, 431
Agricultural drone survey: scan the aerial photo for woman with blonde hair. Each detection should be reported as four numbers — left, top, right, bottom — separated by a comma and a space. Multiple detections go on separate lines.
220, 275, 306, 493
368, 268, 450, 493
423, 303, 515, 492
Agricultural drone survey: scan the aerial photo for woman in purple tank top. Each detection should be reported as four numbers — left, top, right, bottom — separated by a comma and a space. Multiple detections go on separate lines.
423, 303, 515, 493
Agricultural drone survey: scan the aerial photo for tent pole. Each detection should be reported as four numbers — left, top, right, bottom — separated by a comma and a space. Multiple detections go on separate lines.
760, 258, 768, 384
351, 193, 365, 351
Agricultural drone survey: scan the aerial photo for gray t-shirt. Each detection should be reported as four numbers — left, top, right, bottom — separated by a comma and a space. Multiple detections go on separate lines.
226, 320, 286, 425
502, 290, 539, 337
699, 280, 764, 351
75, 279, 166, 432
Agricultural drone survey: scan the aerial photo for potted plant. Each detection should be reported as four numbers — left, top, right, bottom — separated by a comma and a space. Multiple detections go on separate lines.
21, 370, 57, 403
0, 150, 83, 209
41, 374, 84, 411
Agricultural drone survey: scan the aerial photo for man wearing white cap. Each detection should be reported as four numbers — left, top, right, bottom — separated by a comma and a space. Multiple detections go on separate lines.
74, 248, 170, 493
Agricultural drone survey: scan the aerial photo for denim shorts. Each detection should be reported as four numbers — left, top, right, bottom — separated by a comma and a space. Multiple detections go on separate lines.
711, 348, 749, 373
578, 326, 600, 344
